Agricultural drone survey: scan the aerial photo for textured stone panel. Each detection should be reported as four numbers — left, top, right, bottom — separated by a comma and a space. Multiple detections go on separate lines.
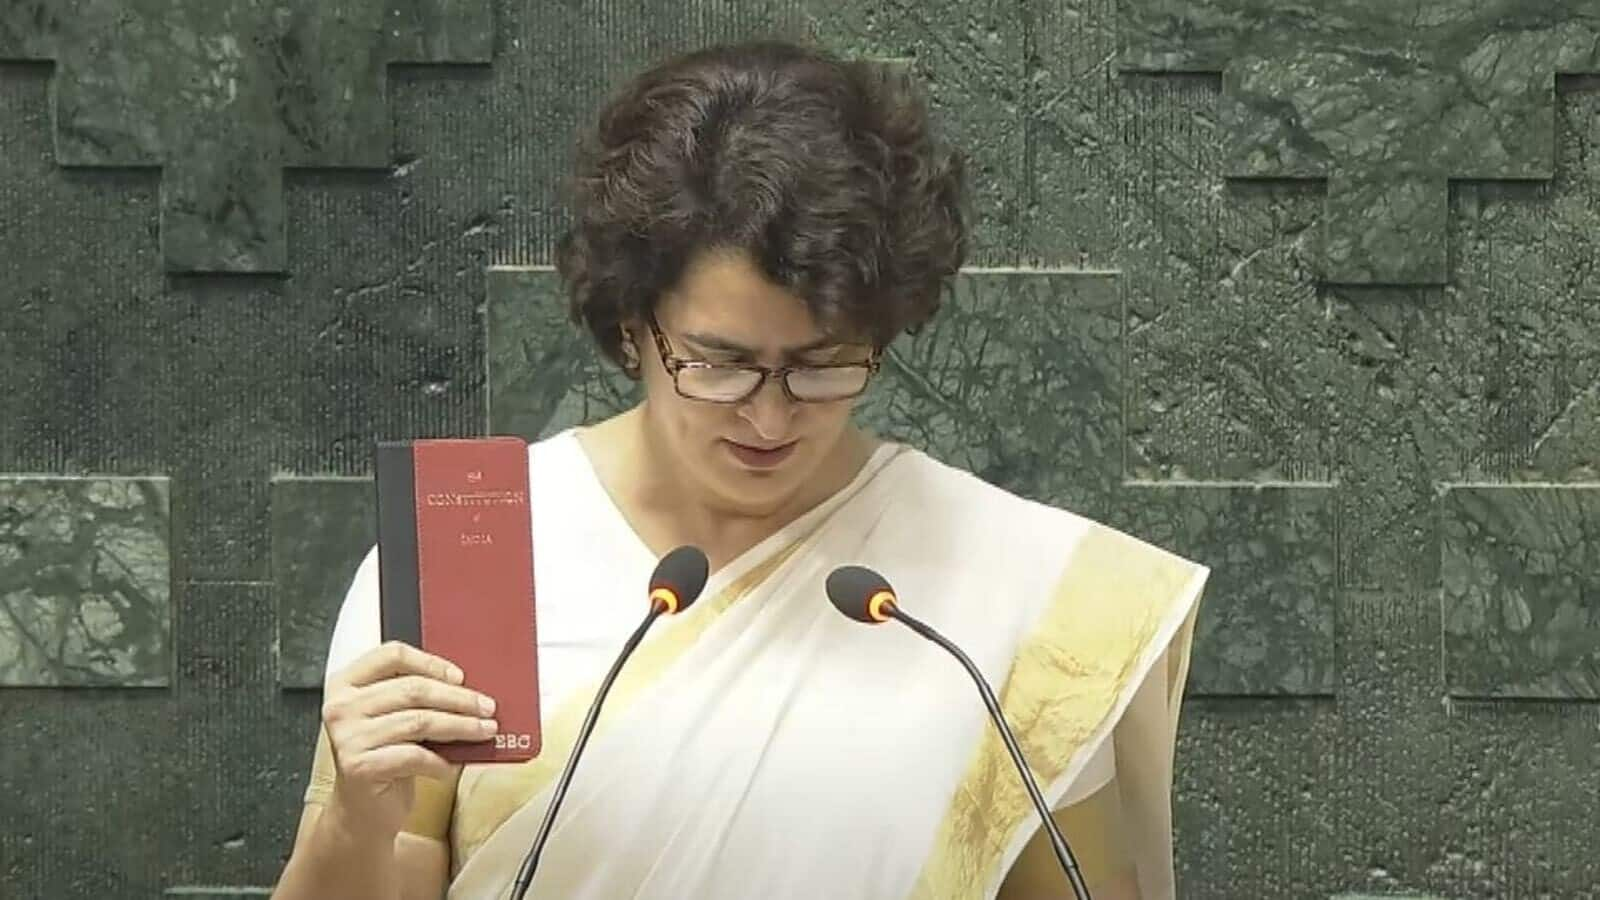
856, 271, 1125, 511
1320, 593, 1458, 897
1121, 1, 1600, 284
1438, 700, 1600, 893
270, 475, 375, 689
0, 61, 169, 475
1441, 484, 1600, 700
1446, 85, 1600, 485
0, 476, 170, 686
176, 580, 276, 698
165, 888, 272, 898
1331, 894, 1446, 899
1132, 85, 1600, 595
1124, 185, 1338, 486
0, 584, 307, 896
1174, 699, 1340, 897
0, 0, 493, 273
1122, 483, 1338, 695
0, 692, 183, 894
485, 266, 639, 440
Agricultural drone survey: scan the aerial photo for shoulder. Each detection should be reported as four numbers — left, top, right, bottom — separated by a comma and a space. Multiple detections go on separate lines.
880, 445, 1093, 544
876, 445, 1204, 579
526, 427, 580, 465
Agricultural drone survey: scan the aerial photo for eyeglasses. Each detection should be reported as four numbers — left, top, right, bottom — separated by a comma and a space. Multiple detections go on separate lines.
647, 315, 880, 404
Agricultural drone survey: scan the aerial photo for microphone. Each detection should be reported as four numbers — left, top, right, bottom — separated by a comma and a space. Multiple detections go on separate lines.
511, 544, 710, 899
825, 565, 1094, 900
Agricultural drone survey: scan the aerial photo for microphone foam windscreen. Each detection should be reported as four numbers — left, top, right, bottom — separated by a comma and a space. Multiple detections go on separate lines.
825, 565, 893, 623
650, 545, 711, 612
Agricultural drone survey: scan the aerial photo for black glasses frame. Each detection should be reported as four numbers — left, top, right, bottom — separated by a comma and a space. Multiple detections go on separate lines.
646, 314, 881, 404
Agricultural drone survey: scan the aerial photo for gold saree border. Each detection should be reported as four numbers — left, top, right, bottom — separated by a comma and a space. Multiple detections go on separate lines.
907, 524, 1204, 899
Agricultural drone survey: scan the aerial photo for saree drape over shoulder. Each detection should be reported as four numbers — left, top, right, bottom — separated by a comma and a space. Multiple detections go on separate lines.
306, 429, 1209, 900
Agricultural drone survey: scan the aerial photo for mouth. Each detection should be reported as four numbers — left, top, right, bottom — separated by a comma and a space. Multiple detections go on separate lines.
722, 439, 798, 470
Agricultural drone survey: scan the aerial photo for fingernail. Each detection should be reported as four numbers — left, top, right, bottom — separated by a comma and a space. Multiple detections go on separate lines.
481, 718, 498, 733
447, 665, 465, 684
478, 695, 496, 716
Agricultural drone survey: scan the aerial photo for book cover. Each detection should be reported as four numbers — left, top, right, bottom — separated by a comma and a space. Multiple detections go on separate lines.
374, 436, 541, 763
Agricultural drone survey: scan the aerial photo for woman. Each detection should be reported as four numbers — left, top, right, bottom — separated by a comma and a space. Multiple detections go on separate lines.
272, 40, 1207, 900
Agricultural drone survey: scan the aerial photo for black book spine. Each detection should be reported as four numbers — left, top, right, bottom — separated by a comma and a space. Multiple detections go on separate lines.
374, 440, 423, 648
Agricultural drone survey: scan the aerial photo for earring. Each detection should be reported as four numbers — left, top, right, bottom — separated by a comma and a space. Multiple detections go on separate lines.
621, 336, 642, 377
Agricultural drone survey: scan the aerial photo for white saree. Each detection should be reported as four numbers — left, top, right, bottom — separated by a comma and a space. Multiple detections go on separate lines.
310, 428, 1209, 900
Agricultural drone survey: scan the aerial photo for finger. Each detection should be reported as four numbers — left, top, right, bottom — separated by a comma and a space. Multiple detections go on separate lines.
341, 641, 463, 689
359, 675, 497, 719
343, 742, 458, 785
360, 708, 498, 749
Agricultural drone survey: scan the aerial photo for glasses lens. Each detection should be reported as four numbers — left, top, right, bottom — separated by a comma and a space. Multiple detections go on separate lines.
786, 366, 871, 402
676, 366, 764, 402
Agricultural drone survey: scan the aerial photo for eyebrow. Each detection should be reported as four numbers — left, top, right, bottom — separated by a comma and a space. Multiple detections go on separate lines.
679, 331, 843, 358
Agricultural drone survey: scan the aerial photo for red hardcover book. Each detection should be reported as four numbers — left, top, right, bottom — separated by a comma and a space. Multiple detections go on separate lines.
374, 436, 541, 763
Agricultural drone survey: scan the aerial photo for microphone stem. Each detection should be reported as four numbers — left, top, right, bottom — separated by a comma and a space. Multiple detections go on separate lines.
510, 605, 664, 899
890, 608, 1093, 900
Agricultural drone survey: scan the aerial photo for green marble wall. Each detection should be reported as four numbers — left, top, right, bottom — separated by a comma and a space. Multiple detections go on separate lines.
1, 1, 1596, 897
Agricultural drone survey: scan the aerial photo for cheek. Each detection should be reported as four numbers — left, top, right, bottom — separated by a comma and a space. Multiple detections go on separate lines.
654, 391, 735, 444
812, 399, 857, 429
792, 403, 855, 450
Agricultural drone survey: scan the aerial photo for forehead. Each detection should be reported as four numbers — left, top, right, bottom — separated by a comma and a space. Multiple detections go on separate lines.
657, 247, 828, 343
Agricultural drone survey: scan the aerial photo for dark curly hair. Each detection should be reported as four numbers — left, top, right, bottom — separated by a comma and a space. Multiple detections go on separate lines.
555, 40, 967, 372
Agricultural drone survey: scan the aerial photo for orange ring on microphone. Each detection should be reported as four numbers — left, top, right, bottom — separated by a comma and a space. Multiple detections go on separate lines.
867, 590, 896, 623
650, 587, 681, 615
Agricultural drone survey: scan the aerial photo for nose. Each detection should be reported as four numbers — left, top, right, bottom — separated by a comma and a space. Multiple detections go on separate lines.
737, 374, 795, 442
